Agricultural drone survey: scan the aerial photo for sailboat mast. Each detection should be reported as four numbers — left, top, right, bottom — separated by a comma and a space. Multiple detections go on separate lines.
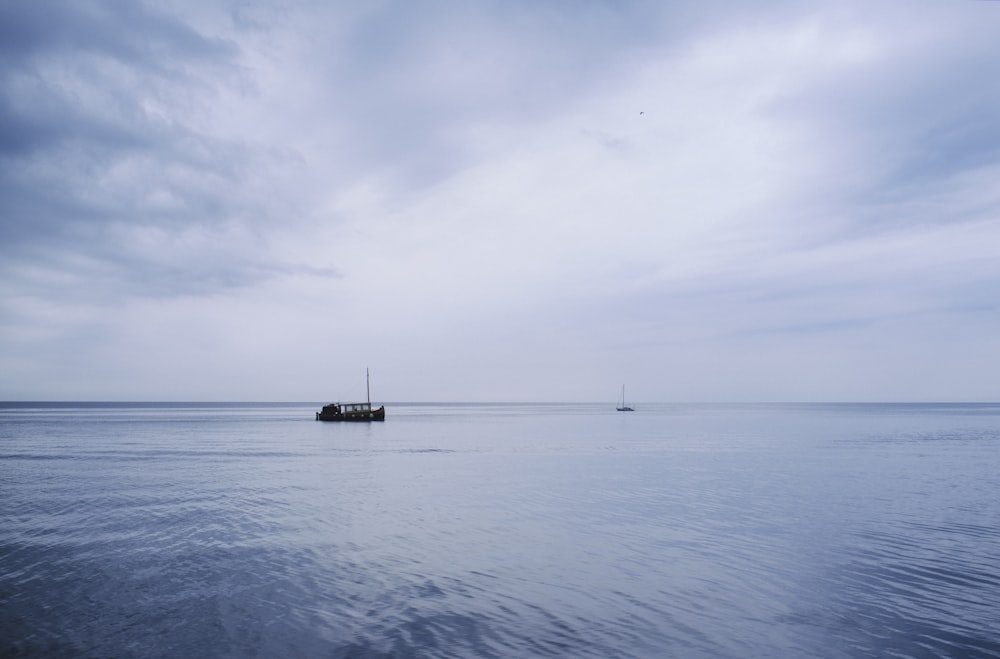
367, 368, 371, 405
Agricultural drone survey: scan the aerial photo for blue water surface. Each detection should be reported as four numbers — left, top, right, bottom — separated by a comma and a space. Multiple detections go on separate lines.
2, 402, 999, 657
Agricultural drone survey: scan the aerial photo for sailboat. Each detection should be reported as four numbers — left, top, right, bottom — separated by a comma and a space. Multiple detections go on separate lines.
316, 369, 386, 421
616, 385, 634, 412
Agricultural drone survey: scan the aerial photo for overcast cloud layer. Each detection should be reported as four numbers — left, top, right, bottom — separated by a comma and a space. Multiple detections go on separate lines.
2, 0, 1000, 402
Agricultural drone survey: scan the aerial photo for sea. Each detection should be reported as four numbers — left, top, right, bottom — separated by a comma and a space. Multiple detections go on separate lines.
2, 402, 999, 658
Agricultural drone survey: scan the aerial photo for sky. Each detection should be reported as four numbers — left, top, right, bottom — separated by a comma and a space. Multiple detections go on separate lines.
2, 0, 1000, 402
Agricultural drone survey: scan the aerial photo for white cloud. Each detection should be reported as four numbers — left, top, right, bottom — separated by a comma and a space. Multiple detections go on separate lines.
2, 0, 1000, 401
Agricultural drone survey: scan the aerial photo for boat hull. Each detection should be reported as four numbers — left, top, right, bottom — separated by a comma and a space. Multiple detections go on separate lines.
316, 406, 385, 422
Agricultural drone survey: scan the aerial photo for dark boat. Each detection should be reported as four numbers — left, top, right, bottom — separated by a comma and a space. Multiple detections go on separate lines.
616, 384, 634, 412
316, 369, 386, 422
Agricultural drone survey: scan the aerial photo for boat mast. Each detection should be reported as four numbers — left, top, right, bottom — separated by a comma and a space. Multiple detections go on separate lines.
367, 368, 371, 406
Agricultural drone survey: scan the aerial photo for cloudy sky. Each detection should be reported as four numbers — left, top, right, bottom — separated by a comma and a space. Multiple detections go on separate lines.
2, 0, 999, 402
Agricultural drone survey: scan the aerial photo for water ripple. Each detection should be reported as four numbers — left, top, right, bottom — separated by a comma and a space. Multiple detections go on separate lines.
3, 403, 1000, 657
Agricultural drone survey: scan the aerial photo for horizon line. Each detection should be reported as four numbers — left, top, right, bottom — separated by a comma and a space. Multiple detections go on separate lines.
3, 400, 999, 406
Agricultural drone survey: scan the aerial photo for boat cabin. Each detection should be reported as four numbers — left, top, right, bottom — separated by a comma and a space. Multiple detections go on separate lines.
316, 401, 385, 422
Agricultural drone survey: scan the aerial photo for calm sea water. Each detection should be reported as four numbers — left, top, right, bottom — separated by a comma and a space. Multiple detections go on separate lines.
2, 402, 999, 658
